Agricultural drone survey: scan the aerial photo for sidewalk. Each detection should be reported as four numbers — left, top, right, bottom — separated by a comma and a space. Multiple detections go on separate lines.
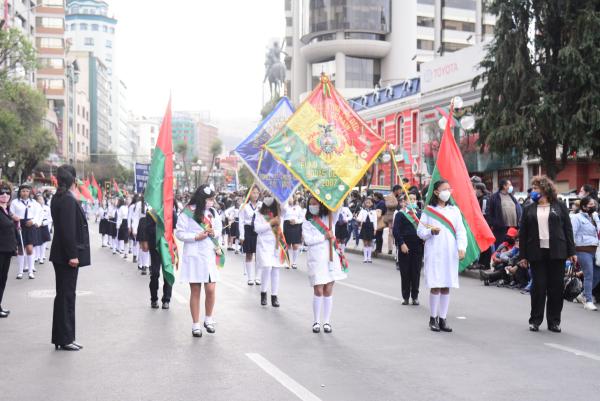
343, 226, 480, 279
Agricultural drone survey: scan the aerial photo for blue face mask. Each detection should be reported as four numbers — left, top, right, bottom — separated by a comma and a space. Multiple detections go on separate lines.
530, 191, 541, 202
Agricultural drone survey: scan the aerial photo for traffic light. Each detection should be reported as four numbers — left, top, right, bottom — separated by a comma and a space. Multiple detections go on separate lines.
104, 181, 111, 195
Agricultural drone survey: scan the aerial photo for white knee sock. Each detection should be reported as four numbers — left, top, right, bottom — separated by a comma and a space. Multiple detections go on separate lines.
323, 296, 333, 323
112, 237, 117, 251
27, 254, 34, 273
291, 249, 298, 264
244, 260, 253, 280
261, 266, 271, 293
17, 255, 24, 274
439, 294, 450, 319
255, 263, 261, 282
429, 293, 440, 318
119, 240, 125, 253
363, 247, 368, 261
313, 295, 323, 323
133, 242, 139, 257
271, 267, 280, 295
143, 250, 150, 267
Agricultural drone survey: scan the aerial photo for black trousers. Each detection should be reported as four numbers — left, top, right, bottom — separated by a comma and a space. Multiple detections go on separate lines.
52, 263, 79, 345
479, 246, 492, 269
375, 229, 384, 253
149, 248, 172, 303
529, 250, 565, 327
397, 240, 423, 301
493, 226, 508, 248
0, 252, 12, 307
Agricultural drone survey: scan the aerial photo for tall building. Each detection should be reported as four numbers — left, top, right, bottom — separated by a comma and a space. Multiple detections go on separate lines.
287, 0, 495, 104
65, 0, 127, 164
117, 80, 134, 168
172, 113, 198, 162
3, 0, 37, 85
129, 115, 159, 165
196, 120, 219, 167
36, 0, 67, 159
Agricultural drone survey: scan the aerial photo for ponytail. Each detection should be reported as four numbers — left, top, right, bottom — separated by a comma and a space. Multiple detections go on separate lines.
55, 164, 76, 198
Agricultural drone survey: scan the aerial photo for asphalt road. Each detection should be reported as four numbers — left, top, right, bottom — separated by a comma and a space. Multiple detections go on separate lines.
1, 225, 599, 401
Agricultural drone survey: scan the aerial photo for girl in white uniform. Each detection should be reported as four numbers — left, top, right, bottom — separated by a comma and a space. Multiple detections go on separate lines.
34, 194, 52, 264
128, 195, 142, 264
224, 201, 240, 254
175, 185, 222, 338
302, 196, 347, 334
116, 198, 129, 257
254, 193, 287, 307
282, 196, 304, 269
417, 180, 467, 333
239, 187, 261, 285
356, 198, 378, 263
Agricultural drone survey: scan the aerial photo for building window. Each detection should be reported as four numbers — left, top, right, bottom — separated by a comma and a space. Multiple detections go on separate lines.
70, 23, 76, 30
444, 0, 477, 10
39, 79, 64, 90
442, 42, 469, 52
417, 16, 434, 27
38, 57, 64, 69
396, 116, 404, 148
417, 39, 434, 50
286, 17, 292, 27
42, 0, 64, 6
483, 24, 494, 35
84, 37, 94, 46
311, 59, 336, 88
443, 19, 475, 32
344, 32, 385, 40
346, 56, 380, 89
38, 37, 64, 49
91, 24, 99, 31
109, 27, 115, 34
80, 23, 88, 30
378, 170, 385, 186
106, 40, 112, 48
37, 17, 64, 29
102, 25, 108, 32
417, 61, 423, 72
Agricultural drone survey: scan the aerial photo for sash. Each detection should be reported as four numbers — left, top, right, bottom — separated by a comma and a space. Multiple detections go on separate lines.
182, 208, 225, 268
308, 215, 349, 273
400, 209, 419, 230
423, 206, 456, 239
261, 211, 289, 265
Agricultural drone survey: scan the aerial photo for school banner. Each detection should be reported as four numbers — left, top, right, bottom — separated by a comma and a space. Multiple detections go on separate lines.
135, 163, 150, 194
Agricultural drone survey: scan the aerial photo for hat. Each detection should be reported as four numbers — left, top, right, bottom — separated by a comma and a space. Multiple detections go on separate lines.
506, 227, 519, 238
197, 184, 215, 199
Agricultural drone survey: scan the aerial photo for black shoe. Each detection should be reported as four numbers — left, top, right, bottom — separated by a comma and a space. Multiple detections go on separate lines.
312, 322, 321, 333
151, 301, 159, 309
192, 328, 202, 337
72, 342, 83, 349
204, 321, 216, 334
438, 318, 453, 332
162, 302, 170, 310
0, 308, 10, 318
429, 317, 440, 332
133, 255, 137, 263
247, 280, 255, 286
548, 325, 561, 333
323, 323, 332, 333
412, 299, 419, 306
529, 323, 540, 332
55, 343, 80, 351
261, 292, 267, 306
402, 299, 409, 305
141, 266, 147, 275
271, 295, 280, 308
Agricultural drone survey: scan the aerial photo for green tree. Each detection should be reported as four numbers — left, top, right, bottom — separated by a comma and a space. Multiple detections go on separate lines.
174, 141, 192, 189
205, 138, 223, 184
237, 164, 254, 190
473, 0, 600, 179
0, 28, 37, 82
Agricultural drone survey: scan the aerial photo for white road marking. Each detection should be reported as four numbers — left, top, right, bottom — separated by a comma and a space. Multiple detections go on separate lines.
545, 343, 600, 362
336, 281, 402, 302
246, 353, 322, 401
28, 289, 93, 298
456, 316, 467, 320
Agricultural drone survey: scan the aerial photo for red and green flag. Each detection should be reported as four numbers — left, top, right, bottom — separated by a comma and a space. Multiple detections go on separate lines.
425, 106, 495, 271
91, 174, 102, 202
145, 98, 177, 286
265, 74, 387, 210
77, 179, 94, 203
112, 178, 123, 197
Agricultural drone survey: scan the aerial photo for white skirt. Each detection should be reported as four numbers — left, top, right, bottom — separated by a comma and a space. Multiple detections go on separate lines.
178, 253, 220, 284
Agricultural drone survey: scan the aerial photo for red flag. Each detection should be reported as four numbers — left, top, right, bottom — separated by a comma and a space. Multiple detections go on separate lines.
112, 178, 123, 197
91, 174, 102, 202
50, 175, 58, 187
77, 180, 94, 202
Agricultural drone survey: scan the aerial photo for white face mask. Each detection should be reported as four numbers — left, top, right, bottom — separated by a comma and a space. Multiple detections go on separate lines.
438, 190, 451, 203
508, 185, 514, 194
309, 205, 320, 215
263, 197, 274, 207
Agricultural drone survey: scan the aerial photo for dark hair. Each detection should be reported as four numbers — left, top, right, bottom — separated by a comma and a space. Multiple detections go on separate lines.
499, 178, 510, 190
305, 195, 328, 219
582, 184, 598, 200
392, 184, 402, 192
429, 179, 449, 206
0, 182, 12, 200
116, 197, 125, 208
139, 195, 146, 214
190, 185, 215, 222
402, 178, 409, 183
55, 164, 76, 197
259, 196, 280, 217
579, 196, 596, 213
475, 183, 487, 192
531, 175, 558, 202
131, 194, 139, 205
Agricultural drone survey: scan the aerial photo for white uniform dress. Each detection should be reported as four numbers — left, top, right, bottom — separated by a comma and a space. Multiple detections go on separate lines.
302, 212, 348, 286
417, 205, 468, 289
254, 212, 287, 269
176, 207, 223, 284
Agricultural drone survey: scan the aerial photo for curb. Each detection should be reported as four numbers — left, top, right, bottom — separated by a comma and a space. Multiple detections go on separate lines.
344, 248, 481, 280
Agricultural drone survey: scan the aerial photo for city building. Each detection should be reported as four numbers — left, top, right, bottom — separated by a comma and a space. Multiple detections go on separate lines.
172, 113, 198, 162
65, 0, 125, 163
286, 0, 495, 105
117, 80, 134, 169
2, 0, 37, 85
196, 120, 219, 167
129, 115, 160, 164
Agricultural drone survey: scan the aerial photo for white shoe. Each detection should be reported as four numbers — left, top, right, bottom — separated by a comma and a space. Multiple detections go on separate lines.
32, 267, 37, 272
255, 279, 261, 285
28, 273, 35, 279
584, 302, 598, 311
16, 273, 23, 280
576, 293, 586, 304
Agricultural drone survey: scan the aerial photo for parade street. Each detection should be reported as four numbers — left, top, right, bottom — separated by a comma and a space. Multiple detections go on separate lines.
1, 228, 600, 401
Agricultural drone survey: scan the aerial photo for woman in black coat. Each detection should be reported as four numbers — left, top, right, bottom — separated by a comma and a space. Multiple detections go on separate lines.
519, 175, 576, 333
49, 165, 90, 351
0, 183, 18, 318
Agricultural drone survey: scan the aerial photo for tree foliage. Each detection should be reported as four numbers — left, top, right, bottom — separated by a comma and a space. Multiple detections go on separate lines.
85, 154, 133, 185
473, 0, 600, 179
0, 28, 37, 82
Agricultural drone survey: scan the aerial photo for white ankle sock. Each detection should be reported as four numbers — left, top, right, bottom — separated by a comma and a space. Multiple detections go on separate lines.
271, 267, 280, 295
439, 294, 450, 319
313, 295, 323, 323
323, 296, 333, 323
429, 293, 440, 318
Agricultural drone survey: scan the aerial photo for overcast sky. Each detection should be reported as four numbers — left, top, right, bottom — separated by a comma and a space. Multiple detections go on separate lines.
110, 0, 285, 150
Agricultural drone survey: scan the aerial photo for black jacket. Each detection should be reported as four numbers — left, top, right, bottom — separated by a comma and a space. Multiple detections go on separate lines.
519, 201, 575, 262
50, 192, 90, 267
143, 210, 178, 249
488, 191, 522, 229
392, 209, 423, 250
0, 205, 17, 254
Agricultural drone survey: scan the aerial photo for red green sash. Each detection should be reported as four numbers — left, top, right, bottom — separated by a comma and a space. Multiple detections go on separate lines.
423, 206, 456, 238
308, 215, 349, 272
400, 209, 419, 230
182, 208, 225, 268
261, 212, 289, 265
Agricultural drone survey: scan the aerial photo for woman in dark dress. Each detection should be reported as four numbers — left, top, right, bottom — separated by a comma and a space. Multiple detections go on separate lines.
0, 183, 18, 318
50, 165, 90, 351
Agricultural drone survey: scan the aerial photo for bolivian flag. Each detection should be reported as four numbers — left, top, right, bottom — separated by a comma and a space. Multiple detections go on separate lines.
145, 98, 177, 286
265, 74, 387, 210
426, 106, 495, 271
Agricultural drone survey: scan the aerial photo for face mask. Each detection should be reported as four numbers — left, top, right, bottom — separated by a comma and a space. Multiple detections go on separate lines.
309, 205, 320, 215
263, 197, 274, 207
205, 200, 214, 209
508, 186, 514, 194
587, 206, 597, 214
438, 190, 451, 203
506, 238, 515, 246
530, 191, 541, 202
